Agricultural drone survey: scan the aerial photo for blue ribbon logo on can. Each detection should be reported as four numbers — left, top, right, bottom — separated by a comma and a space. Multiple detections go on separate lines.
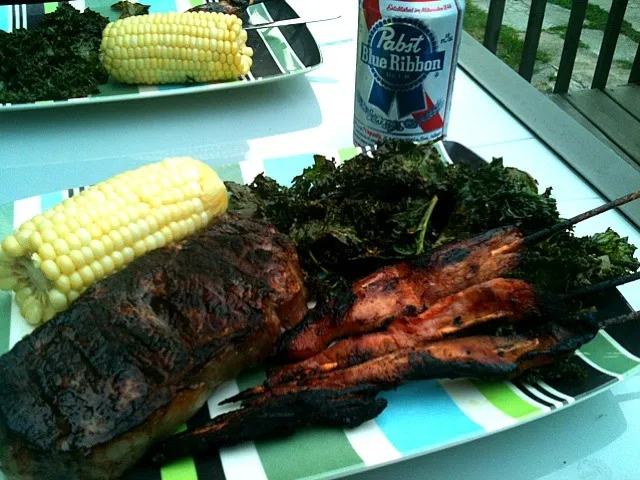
361, 18, 445, 118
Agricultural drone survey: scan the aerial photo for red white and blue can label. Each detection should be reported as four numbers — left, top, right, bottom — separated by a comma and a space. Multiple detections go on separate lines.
353, 0, 465, 147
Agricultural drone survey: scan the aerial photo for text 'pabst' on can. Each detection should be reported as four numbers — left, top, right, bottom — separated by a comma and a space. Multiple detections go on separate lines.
353, 0, 466, 148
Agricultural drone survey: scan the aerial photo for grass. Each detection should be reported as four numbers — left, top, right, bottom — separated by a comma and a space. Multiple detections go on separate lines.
548, 0, 640, 43
464, 0, 552, 71
545, 25, 635, 74
615, 59, 634, 70
547, 25, 567, 35
546, 24, 590, 48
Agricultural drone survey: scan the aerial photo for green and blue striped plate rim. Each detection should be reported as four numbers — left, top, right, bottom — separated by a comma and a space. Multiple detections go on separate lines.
0, 143, 639, 480
0, 0, 323, 112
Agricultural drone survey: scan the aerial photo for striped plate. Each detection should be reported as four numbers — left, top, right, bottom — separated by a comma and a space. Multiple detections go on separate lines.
0, 0, 322, 111
0, 144, 639, 480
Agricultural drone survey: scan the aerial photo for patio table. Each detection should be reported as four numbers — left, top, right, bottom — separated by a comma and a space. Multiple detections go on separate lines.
1, 1, 639, 479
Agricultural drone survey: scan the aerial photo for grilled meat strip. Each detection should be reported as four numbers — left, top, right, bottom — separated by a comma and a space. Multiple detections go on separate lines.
0, 215, 307, 480
263, 278, 558, 388
279, 226, 525, 361
268, 323, 595, 396
150, 388, 386, 465
150, 319, 612, 464
236, 311, 637, 406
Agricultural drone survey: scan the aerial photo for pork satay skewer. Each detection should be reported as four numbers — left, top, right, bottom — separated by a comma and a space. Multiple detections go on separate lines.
279, 226, 525, 361
280, 190, 640, 361
149, 388, 385, 465
248, 278, 544, 393
487, 188, 640, 257
238, 309, 640, 405
230, 271, 640, 402
289, 309, 640, 394
150, 310, 640, 465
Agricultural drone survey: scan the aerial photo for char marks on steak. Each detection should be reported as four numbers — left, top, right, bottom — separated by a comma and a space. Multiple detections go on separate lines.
0, 215, 307, 480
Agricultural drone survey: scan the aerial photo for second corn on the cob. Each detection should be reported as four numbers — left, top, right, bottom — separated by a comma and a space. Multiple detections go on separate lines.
100, 11, 254, 85
0, 157, 228, 325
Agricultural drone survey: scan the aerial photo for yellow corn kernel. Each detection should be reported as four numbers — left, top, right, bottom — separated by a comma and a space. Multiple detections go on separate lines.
69, 272, 84, 291
55, 276, 71, 294
56, 255, 76, 276
41, 260, 61, 281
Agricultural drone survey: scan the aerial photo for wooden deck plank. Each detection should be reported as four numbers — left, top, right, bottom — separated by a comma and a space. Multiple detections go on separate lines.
565, 89, 640, 164
551, 94, 636, 167
606, 84, 640, 121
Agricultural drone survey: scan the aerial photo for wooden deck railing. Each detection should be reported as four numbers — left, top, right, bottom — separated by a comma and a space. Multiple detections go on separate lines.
483, 0, 506, 54
519, 0, 547, 82
481, 0, 640, 93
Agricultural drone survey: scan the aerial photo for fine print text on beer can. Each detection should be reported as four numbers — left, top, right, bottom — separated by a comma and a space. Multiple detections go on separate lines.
353, 0, 466, 148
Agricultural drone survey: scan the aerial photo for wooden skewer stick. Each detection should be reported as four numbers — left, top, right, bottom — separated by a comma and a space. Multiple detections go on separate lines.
245, 15, 342, 30
524, 189, 640, 245
599, 309, 640, 328
564, 271, 640, 299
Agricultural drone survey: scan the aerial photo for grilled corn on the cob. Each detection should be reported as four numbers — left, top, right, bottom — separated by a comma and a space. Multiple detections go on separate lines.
0, 157, 228, 325
100, 11, 254, 85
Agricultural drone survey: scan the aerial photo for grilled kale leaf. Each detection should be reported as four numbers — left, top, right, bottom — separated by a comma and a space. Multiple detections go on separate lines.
512, 228, 640, 294
437, 158, 559, 245
226, 181, 266, 220
590, 228, 639, 274
111, 1, 151, 19
0, 4, 109, 104
227, 142, 451, 276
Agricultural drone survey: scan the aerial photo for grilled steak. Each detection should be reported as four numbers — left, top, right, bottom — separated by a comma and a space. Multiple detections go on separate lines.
0, 215, 307, 480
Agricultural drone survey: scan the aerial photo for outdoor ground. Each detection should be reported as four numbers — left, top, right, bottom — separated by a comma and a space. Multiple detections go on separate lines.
464, 0, 640, 92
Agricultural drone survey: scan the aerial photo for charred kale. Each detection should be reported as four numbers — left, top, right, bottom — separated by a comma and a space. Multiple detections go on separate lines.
111, 1, 151, 19
0, 4, 109, 104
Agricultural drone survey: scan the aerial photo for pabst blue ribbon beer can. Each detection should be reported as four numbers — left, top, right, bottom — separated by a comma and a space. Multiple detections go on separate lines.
353, 0, 465, 147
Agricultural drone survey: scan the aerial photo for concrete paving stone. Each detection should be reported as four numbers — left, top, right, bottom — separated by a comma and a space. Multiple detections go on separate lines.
470, 0, 570, 30
589, 0, 640, 32
532, 31, 632, 92
579, 28, 639, 62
